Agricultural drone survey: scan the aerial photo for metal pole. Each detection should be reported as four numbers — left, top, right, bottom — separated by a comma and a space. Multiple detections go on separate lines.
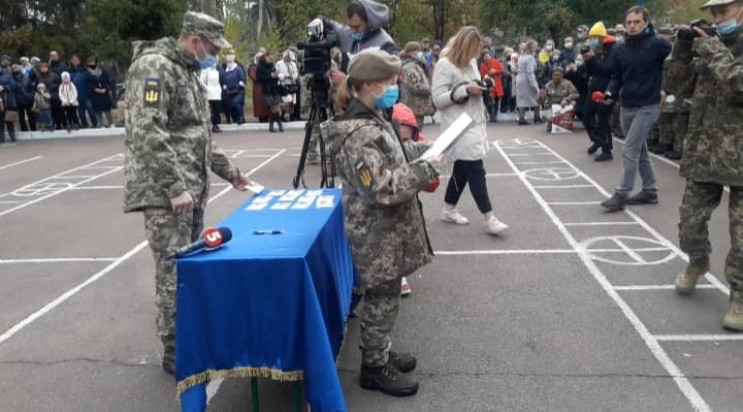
251, 377, 260, 412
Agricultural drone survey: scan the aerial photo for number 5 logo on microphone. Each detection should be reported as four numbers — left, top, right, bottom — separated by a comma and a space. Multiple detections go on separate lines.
203, 227, 224, 249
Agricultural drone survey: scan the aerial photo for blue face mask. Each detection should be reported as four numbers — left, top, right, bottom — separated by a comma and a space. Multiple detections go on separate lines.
352, 32, 364, 41
373, 85, 399, 109
195, 40, 218, 69
576, 60, 584, 67
716, 9, 743, 36
615, 36, 625, 45
590, 39, 600, 49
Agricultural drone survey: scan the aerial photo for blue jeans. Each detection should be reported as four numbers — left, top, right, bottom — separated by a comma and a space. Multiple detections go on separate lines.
39, 110, 53, 129
616, 104, 660, 197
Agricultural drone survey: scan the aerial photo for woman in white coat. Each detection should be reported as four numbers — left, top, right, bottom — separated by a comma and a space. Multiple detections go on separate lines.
276, 50, 299, 121
431, 26, 509, 235
515, 40, 541, 125
200, 61, 224, 133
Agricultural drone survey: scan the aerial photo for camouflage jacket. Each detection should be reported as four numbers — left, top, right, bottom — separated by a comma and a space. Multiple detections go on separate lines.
323, 99, 439, 292
667, 32, 743, 186
662, 51, 695, 114
400, 58, 434, 117
123, 37, 240, 212
542, 79, 579, 106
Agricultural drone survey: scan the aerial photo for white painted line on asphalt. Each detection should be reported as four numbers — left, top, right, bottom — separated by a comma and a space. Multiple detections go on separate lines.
230, 150, 245, 158
0, 154, 123, 218
0, 150, 285, 347
0, 156, 43, 171
613, 238, 647, 265
0, 200, 24, 204
436, 248, 680, 256
548, 201, 602, 205
614, 285, 717, 291
0, 257, 118, 264
536, 141, 731, 297
513, 161, 565, 165
494, 140, 712, 412
71, 183, 231, 191
507, 153, 555, 157
655, 334, 743, 342
532, 185, 594, 189
440, 173, 518, 179
564, 222, 640, 226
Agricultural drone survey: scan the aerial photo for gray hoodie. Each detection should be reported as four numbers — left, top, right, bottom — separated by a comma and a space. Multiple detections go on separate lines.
327, 0, 397, 58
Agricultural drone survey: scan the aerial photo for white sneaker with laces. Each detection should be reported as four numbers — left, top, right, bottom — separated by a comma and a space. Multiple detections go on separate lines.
486, 217, 509, 235
440, 209, 469, 225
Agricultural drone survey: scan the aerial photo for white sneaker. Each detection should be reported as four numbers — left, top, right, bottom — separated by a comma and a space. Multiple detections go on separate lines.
440, 209, 469, 225
486, 217, 509, 235
400, 277, 411, 296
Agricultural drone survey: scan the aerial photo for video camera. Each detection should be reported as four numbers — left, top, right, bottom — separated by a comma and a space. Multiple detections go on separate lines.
297, 20, 339, 77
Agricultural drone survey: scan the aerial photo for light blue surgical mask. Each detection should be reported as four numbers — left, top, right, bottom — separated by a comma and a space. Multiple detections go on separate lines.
352, 32, 364, 41
195, 39, 218, 69
616, 36, 625, 45
716, 8, 743, 37
373, 85, 399, 109
590, 39, 601, 49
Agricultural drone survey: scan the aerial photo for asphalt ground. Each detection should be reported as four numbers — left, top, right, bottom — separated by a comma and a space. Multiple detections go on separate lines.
0, 120, 741, 412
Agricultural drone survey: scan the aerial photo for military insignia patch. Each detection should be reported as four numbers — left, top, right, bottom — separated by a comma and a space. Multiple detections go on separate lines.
143, 77, 161, 106
354, 158, 374, 188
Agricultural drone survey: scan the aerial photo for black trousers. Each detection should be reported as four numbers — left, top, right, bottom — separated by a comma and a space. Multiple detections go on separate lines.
18, 104, 36, 131
583, 99, 614, 153
209, 100, 221, 127
444, 160, 493, 214
51, 99, 64, 129
62, 106, 80, 127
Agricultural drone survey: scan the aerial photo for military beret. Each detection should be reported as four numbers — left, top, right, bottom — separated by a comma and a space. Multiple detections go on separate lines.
181, 11, 232, 49
347, 50, 401, 82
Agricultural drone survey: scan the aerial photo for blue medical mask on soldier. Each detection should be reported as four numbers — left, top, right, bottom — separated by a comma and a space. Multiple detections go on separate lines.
352, 32, 364, 41
716, 8, 743, 36
372, 85, 399, 109
195, 39, 218, 69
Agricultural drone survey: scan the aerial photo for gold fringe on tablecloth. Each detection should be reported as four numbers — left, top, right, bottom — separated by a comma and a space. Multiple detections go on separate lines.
177, 366, 304, 397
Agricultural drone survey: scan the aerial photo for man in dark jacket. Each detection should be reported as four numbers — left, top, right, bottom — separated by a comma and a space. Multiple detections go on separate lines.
582, 32, 617, 161
601, 6, 672, 212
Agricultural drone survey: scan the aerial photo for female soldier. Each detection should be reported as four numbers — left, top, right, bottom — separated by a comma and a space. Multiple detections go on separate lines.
324, 50, 444, 396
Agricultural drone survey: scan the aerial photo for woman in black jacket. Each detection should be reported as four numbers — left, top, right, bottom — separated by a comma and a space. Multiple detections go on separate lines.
256, 52, 284, 133
581, 34, 616, 162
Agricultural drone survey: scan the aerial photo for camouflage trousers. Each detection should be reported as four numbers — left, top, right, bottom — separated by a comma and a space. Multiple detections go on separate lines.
143, 207, 204, 344
679, 181, 743, 292
659, 111, 689, 154
359, 283, 401, 367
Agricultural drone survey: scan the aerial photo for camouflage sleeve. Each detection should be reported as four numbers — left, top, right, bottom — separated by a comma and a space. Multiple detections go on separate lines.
664, 39, 696, 97
342, 129, 437, 206
403, 64, 431, 97
209, 143, 241, 183
695, 37, 743, 104
401, 140, 428, 160
127, 55, 187, 199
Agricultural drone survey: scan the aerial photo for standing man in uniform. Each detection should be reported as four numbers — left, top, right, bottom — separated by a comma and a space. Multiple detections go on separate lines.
600, 6, 672, 212
671, 0, 743, 331
123, 11, 253, 374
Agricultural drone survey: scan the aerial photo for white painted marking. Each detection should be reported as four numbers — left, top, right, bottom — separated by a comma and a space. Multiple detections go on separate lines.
613, 238, 647, 264
513, 161, 565, 165
532, 185, 594, 189
614, 285, 717, 291
0, 156, 43, 171
504, 153, 554, 157
440, 173, 518, 179
436, 248, 682, 256
548, 201, 602, 205
654, 334, 743, 342
230, 150, 245, 158
0, 257, 117, 264
494, 140, 712, 412
564, 221, 639, 226
206, 377, 224, 404
534, 140, 730, 296
0, 150, 285, 346
71, 183, 230, 191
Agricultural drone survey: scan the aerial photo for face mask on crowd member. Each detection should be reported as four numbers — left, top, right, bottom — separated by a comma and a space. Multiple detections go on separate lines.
347, 3, 368, 41
195, 37, 218, 69
711, 2, 743, 37
575, 56, 584, 67
564, 37, 574, 49
551, 51, 561, 62
545, 40, 555, 51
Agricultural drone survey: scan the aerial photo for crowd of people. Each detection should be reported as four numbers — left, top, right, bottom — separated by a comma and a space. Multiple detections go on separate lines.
0, 53, 118, 142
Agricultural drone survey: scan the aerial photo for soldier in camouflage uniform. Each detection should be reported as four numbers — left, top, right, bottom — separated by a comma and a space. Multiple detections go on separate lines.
400, 42, 434, 129
540, 67, 579, 132
322, 50, 444, 396
669, 0, 743, 331
123, 12, 252, 373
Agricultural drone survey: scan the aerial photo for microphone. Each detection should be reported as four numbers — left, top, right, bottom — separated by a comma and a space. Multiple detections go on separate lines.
170, 227, 233, 258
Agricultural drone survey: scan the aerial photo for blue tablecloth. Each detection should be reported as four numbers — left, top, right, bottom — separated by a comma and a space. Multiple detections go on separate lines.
176, 188, 355, 412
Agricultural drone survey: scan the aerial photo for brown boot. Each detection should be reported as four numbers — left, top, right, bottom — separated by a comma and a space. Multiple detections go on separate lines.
723, 290, 743, 332
675, 261, 709, 294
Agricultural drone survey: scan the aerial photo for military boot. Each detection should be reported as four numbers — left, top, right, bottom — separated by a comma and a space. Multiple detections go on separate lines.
723, 290, 743, 332
359, 361, 419, 396
675, 261, 709, 294
162, 336, 175, 375
388, 350, 416, 373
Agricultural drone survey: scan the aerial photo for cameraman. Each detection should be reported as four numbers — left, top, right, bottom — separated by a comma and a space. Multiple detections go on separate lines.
600, 6, 672, 212
670, 0, 743, 331
311, 0, 397, 86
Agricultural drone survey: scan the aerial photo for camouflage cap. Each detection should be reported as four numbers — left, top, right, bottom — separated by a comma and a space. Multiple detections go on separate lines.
701, 0, 738, 9
181, 11, 232, 49
347, 50, 401, 82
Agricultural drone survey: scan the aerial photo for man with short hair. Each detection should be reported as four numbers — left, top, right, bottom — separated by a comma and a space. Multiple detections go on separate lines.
600, 6, 672, 212
124, 11, 252, 374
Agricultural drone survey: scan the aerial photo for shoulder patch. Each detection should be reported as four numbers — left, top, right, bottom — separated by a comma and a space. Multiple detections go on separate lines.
144, 77, 161, 106
354, 158, 374, 188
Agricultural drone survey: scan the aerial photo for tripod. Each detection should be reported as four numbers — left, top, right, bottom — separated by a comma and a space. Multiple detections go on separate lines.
292, 73, 335, 189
